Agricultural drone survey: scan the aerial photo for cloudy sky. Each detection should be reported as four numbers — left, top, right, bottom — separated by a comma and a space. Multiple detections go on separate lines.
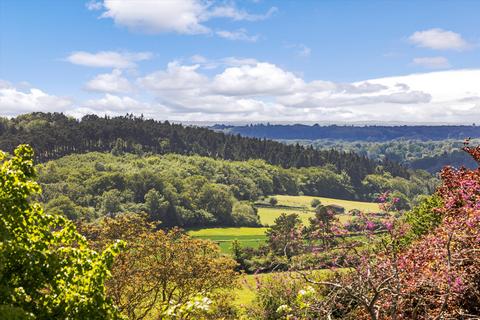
1, 0, 480, 123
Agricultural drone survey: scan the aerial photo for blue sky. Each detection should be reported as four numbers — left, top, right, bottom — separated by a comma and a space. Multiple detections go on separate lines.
1, 0, 480, 123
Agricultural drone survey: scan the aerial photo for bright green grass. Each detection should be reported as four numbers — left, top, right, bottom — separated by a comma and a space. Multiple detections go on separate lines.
273, 195, 380, 212
189, 196, 379, 253
188, 228, 268, 253
188, 227, 268, 236
257, 207, 315, 226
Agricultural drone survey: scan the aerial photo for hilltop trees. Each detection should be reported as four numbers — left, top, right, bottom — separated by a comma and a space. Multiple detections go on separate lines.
35, 152, 434, 226
0, 113, 411, 190
0, 145, 122, 319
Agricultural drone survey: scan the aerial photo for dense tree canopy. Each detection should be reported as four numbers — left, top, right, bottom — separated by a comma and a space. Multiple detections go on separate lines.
0, 113, 410, 191
37, 152, 435, 226
286, 138, 480, 173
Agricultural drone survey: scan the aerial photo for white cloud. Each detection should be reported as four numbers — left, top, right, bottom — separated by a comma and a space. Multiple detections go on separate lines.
211, 62, 304, 96
84, 69, 133, 93
82, 94, 149, 112
135, 60, 480, 122
412, 56, 451, 69
216, 29, 259, 42
409, 28, 470, 51
5, 62, 480, 123
138, 61, 208, 91
0, 82, 72, 116
189, 56, 259, 69
66, 51, 152, 68
96, 0, 276, 36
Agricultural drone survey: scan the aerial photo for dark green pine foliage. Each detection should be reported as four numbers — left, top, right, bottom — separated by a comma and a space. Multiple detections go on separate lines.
0, 113, 409, 190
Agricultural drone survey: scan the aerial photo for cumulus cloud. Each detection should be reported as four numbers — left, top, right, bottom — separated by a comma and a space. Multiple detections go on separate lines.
133, 60, 434, 120
189, 56, 259, 69
412, 56, 451, 69
66, 51, 152, 68
138, 62, 208, 91
409, 28, 470, 51
95, 0, 276, 36
211, 62, 304, 96
0, 82, 72, 116
134, 60, 480, 122
84, 69, 133, 93
5, 61, 480, 123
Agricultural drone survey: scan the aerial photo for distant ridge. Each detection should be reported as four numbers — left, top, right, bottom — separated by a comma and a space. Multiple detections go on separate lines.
211, 124, 480, 141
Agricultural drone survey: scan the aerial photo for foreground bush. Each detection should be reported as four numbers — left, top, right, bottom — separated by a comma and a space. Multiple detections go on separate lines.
0, 145, 122, 320
80, 213, 239, 320
276, 141, 480, 319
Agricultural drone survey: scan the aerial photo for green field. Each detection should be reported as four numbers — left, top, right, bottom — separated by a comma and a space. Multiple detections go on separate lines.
272, 195, 380, 212
189, 195, 380, 253
188, 227, 268, 253
257, 207, 315, 226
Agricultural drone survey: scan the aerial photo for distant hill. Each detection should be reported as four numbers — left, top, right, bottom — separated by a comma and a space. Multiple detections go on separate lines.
0, 113, 410, 191
285, 138, 479, 173
212, 124, 480, 141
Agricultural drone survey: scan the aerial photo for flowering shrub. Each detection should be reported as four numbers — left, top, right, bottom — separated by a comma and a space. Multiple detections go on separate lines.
287, 141, 480, 319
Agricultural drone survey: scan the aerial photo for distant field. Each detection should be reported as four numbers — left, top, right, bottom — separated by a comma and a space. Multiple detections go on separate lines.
188, 227, 267, 253
272, 195, 380, 212
189, 195, 380, 253
257, 207, 315, 226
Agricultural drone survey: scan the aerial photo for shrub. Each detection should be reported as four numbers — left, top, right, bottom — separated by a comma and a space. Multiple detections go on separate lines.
269, 197, 278, 206
310, 198, 321, 208
0, 145, 123, 319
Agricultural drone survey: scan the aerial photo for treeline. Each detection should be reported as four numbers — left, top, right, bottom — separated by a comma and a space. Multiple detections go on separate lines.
38, 152, 436, 228
214, 123, 480, 141
0, 113, 409, 191
285, 138, 479, 173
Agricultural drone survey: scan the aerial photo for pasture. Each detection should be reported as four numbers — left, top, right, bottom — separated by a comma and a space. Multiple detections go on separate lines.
189, 195, 380, 253
271, 194, 380, 212
188, 227, 268, 253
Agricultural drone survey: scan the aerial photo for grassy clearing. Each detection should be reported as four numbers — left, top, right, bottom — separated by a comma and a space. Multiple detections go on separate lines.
257, 207, 315, 226
189, 196, 379, 253
272, 195, 380, 212
188, 227, 268, 253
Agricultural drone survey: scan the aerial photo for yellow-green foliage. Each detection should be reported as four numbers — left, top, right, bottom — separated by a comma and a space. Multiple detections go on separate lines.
0, 145, 123, 320
233, 270, 334, 307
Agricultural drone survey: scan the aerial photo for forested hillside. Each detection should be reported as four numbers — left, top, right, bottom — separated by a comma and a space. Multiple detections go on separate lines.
214, 123, 480, 141
0, 113, 409, 190
37, 152, 436, 227
284, 139, 480, 173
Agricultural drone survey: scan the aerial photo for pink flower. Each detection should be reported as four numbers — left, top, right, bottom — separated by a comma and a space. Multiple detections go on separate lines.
366, 221, 376, 231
